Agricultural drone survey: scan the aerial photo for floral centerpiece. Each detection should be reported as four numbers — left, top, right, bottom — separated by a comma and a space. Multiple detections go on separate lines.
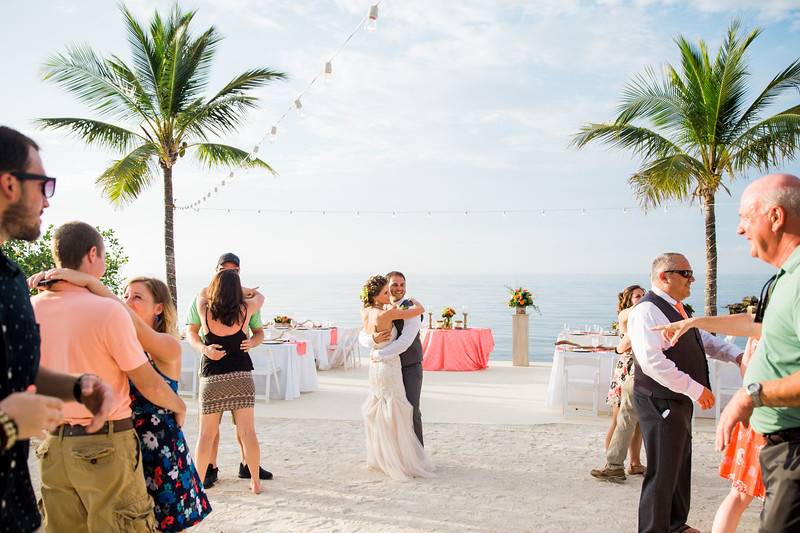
506, 286, 540, 315
441, 307, 456, 329
274, 315, 293, 327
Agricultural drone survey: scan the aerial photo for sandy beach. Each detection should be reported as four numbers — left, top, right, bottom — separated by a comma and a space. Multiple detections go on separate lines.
28, 361, 760, 532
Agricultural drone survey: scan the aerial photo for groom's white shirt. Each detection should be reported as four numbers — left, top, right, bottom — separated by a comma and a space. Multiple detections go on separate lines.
358, 298, 422, 359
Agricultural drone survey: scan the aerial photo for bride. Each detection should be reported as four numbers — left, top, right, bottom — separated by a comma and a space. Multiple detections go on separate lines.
360, 275, 435, 480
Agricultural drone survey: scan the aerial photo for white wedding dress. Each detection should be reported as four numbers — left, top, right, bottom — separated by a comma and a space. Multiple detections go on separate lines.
362, 326, 435, 480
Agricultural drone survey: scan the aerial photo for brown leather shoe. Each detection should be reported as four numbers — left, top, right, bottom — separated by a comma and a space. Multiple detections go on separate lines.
590, 465, 626, 481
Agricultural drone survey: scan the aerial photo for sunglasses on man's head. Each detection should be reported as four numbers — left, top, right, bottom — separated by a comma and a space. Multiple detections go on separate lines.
9, 171, 56, 199
665, 269, 694, 279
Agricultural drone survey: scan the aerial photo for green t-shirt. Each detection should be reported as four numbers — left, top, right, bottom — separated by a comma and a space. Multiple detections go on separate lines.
745, 246, 800, 434
186, 296, 263, 342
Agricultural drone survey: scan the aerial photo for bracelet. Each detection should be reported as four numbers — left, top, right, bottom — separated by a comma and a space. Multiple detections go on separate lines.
0, 410, 18, 451
73, 374, 88, 404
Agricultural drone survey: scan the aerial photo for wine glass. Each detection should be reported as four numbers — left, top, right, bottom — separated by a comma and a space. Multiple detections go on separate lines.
591, 335, 601, 349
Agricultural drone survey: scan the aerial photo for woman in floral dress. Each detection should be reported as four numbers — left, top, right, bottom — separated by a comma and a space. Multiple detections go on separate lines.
603, 284, 646, 475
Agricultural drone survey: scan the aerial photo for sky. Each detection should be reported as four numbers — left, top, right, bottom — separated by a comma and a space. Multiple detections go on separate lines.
2, 0, 800, 285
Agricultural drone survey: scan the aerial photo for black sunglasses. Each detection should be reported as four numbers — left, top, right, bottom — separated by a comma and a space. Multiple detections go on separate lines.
665, 269, 694, 279
9, 171, 56, 199
754, 274, 777, 324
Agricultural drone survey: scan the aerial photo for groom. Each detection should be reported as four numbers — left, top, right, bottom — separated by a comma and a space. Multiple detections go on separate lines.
359, 271, 425, 445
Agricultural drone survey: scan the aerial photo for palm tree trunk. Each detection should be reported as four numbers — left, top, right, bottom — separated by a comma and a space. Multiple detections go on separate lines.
702, 191, 717, 317
162, 165, 178, 307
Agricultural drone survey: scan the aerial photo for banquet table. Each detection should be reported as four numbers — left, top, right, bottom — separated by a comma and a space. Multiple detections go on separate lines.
267, 326, 340, 370
249, 341, 318, 400
546, 334, 745, 419
420, 328, 495, 371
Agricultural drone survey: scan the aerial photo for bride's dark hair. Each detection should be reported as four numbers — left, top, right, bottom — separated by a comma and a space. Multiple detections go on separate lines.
360, 275, 388, 307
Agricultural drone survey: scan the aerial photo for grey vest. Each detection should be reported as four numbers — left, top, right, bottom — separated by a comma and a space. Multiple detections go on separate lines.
633, 291, 711, 400
394, 317, 423, 367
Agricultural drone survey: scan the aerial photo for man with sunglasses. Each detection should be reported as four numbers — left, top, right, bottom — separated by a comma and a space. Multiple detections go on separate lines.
717, 173, 800, 532
627, 253, 743, 533
0, 127, 114, 532
185, 252, 270, 487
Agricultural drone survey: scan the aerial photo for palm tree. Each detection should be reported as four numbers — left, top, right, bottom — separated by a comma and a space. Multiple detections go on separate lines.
39, 4, 286, 305
572, 21, 800, 316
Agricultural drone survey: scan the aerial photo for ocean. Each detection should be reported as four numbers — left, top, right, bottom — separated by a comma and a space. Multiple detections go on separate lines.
176, 273, 767, 363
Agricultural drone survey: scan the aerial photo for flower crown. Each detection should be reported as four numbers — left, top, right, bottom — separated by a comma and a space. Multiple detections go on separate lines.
359, 285, 370, 305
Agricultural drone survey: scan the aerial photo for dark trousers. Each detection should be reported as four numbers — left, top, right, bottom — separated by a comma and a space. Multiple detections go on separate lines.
634, 392, 693, 533
759, 437, 800, 532
401, 362, 424, 446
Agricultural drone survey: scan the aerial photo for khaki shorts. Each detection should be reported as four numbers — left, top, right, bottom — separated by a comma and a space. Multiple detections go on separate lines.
36, 427, 156, 533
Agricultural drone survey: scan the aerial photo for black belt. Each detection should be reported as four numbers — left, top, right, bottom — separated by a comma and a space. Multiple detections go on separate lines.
764, 426, 800, 445
51, 418, 135, 437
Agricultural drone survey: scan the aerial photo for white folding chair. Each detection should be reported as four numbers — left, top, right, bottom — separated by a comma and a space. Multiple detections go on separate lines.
178, 342, 199, 398
343, 330, 362, 369
561, 353, 601, 417
250, 345, 281, 403
714, 359, 743, 424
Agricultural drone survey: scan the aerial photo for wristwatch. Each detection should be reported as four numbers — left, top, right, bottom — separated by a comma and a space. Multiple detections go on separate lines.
746, 382, 764, 408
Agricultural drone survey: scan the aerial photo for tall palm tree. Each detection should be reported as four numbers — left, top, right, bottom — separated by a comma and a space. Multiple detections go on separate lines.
572, 20, 800, 316
39, 4, 286, 305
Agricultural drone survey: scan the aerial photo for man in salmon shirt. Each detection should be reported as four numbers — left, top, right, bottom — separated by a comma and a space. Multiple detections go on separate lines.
32, 221, 187, 533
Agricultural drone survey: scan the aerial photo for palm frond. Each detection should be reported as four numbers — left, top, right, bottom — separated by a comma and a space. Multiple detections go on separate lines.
175, 68, 285, 139
729, 112, 800, 172
96, 143, 160, 204
731, 58, 800, 138
191, 143, 276, 174
615, 66, 684, 129
41, 45, 149, 123
629, 154, 708, 208
571, 123, 682, 161
36, 118, 145, 153
121, 5, 162, 109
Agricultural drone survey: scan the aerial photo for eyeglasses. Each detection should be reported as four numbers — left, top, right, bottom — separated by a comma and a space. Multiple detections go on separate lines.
754, 274, 777, 324
664, 269, 694, 279
9, 171, 56, 199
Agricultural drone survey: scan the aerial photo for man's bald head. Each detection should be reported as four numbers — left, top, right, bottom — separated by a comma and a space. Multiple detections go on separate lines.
742, 173, 800, 216
738, 173, 800, 267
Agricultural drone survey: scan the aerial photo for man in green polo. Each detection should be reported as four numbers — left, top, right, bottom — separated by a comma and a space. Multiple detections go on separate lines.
185, 252, 271, 487
718, 173, 800, 531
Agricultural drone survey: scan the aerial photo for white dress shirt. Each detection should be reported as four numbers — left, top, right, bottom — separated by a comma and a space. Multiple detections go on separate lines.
358, 298, 422, 360
628, 286, 742, 402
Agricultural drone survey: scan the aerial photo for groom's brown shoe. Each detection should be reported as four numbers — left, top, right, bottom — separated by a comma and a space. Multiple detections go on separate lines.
590, 465, 626, 481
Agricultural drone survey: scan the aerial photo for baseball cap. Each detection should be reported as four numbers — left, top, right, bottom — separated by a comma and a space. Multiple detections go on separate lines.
217, 252, 241, 267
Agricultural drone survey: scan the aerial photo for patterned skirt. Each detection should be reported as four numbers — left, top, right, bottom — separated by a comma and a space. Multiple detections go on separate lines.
719, 422, 766, 500
199, 371, 255, 414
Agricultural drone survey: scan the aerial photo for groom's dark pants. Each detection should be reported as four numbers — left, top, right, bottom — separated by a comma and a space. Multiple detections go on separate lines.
402, 362, 424, 446
634, 392, 693, 533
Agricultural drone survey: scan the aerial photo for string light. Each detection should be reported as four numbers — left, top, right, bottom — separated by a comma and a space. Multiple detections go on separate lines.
367, 4, 379, 32
175, 1, 385, 210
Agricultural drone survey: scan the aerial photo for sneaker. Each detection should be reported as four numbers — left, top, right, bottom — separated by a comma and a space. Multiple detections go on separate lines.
238, 463, 273, 480
204, 465, 218, 488
590, 465, 626, 482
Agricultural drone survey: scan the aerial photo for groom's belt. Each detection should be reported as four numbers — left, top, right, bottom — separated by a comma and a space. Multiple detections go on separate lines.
764, 426, 800, 445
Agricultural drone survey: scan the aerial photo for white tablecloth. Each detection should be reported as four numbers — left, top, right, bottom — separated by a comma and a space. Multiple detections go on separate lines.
249, 342, 318, 400
267, 327, 341, 370
546, 347, 744, 419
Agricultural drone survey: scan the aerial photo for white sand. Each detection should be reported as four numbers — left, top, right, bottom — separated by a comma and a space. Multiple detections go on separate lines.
29, 361, 760, 532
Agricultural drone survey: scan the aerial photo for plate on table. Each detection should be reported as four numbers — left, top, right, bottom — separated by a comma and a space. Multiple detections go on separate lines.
569, 347, 592, 352
570, 330, 586, 335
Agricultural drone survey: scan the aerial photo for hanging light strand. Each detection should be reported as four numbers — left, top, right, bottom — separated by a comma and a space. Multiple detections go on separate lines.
175, 2, 384, 211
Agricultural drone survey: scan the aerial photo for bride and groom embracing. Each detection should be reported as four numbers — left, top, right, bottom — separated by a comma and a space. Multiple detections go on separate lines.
358, 271, 435, 481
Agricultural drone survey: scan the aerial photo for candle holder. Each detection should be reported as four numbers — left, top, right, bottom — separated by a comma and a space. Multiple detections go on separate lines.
427, 312, 433, 329
462, 312, 469, 328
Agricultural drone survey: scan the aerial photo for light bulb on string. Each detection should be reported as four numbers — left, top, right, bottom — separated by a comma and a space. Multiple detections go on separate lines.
324, 61, 333, 84
540, 210, 545, 217
464, 211, 469, 217
623, 208, 628, 214
294, 98, 305, 118
229, 171, 234, 179
426, 211, 432, 217
288, 210, 293, 215
322, 210, 326, 216
248, 145, 259, 160
581, 209, 587, 216
392, 211, 397, 218
269, 126, 277, 143
502, 211, 507, 217
366, 4, 379, 32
